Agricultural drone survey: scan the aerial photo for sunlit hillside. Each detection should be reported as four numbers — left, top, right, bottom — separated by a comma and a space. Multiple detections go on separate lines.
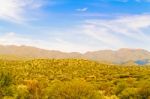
1, 59, 150, 99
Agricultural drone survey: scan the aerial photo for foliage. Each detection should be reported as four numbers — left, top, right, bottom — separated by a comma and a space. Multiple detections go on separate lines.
45, 79, 102, 99
0, 59, 150, 99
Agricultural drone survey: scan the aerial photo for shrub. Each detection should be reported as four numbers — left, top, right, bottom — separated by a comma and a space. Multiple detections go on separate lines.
115, 81, 127, 95
137, 81, 150, 99
119, 88, 138, 99
0, 71, 13, 98
45, 79, 103, 99
15, 84, 30, 99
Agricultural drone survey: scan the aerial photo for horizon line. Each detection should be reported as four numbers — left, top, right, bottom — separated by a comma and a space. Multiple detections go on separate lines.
0, 44, 148, 54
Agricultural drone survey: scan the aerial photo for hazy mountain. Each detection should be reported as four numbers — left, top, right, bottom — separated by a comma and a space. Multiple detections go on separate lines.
84, 48, 150, 64
0, 45, 82, 59
0, 45, 150, 65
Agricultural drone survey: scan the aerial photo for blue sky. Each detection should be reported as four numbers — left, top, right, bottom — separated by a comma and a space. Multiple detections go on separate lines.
0, 0, 150, 52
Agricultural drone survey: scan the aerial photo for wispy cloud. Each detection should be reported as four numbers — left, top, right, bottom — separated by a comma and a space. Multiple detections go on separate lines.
76, 8, 88, 12
0, 32, 96, 52
0, 0, 46, 23
79, 14, 150, 49
0, 32, 38, 45
1, 14, 150, 52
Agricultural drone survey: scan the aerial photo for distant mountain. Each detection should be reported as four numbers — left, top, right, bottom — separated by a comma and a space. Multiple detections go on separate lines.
84, 48, 150, 64
0, 45, 150, 65
0, 45, 81, 59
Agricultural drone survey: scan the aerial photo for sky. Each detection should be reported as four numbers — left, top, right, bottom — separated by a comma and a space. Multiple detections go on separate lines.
0, 0, 150, 52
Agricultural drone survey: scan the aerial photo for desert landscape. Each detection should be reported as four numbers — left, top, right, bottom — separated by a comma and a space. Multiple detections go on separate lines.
0, 0, 150, 99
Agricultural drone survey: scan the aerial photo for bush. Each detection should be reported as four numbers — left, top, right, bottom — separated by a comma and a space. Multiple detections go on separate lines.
119, 88, 138, 99
0, 71, 13, 98
115, 82, 127, 95
137, 81, 150, 99
45, 79, 103, 99
0, 71, 12, 88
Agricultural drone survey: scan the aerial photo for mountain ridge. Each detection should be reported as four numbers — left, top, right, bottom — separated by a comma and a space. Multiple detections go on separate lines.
0, 45, 150, 65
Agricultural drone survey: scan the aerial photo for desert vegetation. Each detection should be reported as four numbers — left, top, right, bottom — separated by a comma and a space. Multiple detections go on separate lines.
0, 59, 150, 99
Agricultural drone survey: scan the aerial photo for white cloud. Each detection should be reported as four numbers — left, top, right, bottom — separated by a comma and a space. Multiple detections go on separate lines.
81, 23, 126, 48
0, 32, 97, 53
0, 0, 45, 23
76, 8, 88, 12
1, 14, 150, 52
0, 32, 37, 45
80, 14, 150, 49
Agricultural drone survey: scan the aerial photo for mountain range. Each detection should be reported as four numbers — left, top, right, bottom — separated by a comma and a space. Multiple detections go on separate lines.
0, 45, 150, 65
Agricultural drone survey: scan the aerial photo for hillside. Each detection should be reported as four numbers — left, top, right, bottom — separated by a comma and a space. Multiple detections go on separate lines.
0, 45, 150, 64
1, 59, 150, 99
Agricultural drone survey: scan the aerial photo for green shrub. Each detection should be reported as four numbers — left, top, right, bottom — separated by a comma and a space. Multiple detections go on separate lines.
0, 71, 13, 98
119, 88, 138, 99
115, 82, 127, 95
137, 81, 150, 99
45, 79, 103, 99
15, 84, 30, 99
